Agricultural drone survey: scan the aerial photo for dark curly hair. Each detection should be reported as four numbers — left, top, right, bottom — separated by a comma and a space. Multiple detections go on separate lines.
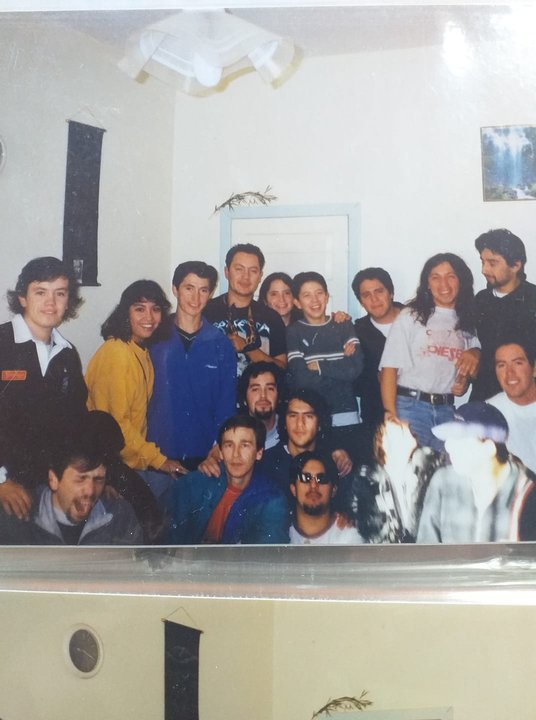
408, 253, 475, 334
100, 280, 171, 343
7, 256, 83, 321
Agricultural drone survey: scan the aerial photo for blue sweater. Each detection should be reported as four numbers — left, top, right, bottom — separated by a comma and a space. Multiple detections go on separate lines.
147, 318, 236, 460
166, 465, 290, 545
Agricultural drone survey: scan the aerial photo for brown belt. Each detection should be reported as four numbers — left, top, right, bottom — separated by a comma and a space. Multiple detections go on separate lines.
397, 385, 454, 406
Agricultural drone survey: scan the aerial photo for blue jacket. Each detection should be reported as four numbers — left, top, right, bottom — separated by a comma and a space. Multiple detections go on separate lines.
147, 318, 236, 460
166, 465, 290, 544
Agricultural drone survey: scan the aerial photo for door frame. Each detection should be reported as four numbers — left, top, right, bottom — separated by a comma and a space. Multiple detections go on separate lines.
219, 203, 361, 317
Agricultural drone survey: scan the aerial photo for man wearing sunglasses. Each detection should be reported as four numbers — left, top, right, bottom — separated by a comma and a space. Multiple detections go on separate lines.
289, 450, 364, 545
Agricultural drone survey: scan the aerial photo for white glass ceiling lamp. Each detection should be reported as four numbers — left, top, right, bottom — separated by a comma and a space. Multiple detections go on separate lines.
119, 10, 295, 95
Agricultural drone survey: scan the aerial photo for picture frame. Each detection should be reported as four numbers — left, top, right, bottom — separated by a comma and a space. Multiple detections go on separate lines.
481, 124, 536, 202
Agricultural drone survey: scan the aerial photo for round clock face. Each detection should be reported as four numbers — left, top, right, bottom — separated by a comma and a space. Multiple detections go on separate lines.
68, 627, 102, 675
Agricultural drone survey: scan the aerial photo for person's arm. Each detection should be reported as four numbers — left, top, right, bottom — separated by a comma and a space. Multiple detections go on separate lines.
286, 325, 323, 390
228, 332, 286, 368
315, 322, 363, 381
254, 493, 290, 544
0, 480, 32, 521
198, 446, 222, 478
331, 449, 353, 477
86, 342, 167, 471
380, 367, 400, 423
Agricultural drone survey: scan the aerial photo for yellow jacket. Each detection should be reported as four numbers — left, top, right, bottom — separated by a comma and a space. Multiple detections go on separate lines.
85, 338, 166, 470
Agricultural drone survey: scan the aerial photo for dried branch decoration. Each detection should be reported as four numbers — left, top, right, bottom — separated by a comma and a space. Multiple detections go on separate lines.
311, 691, 372, 718
213, 186, 277, 214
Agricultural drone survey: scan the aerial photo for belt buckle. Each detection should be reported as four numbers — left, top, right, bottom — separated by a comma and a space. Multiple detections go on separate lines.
429, 393, 443, 405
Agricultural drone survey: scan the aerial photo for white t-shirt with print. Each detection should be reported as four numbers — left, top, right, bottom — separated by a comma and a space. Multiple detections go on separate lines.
379, 307, 480, 394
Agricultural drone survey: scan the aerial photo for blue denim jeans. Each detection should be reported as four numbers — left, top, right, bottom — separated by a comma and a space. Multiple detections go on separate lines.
396, 395, 454, 451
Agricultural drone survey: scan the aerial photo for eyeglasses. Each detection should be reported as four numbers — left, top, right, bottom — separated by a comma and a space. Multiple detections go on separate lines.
296, 471, 331, 485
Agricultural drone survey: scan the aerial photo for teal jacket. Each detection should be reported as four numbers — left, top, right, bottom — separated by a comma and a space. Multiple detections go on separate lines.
166, 465, 290, 545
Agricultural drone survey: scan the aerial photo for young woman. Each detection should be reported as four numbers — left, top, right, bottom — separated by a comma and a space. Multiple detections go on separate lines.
86, 280, 186, 478
258, 272, 300, 326
379, 253, 480, 450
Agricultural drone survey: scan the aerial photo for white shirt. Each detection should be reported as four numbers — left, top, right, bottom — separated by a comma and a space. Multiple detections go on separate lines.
487, 392, 536, 473
12, 314, 72, 377
290, 516, 364, 545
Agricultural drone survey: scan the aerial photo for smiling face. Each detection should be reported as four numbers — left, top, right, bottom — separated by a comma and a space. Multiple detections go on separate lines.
128, 300, 162, 344
495, 343, 536, 405
427, 261, 460, 309
295, 281, 329, 325
358, 278, 395, 323
264, 279, 294, 325
290, 458, 334, 517
49, 461, 107, 524
18, 276, 70, 341
286, 399, 319, 454
480, 249, 521, 293
224, 252, 263, 304
246, 371, 278, 421
173, 273, 211, 321
220, 426, 263, 489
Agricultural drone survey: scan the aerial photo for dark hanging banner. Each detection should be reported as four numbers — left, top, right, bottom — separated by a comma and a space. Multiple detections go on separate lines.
62, 120, 105, 287
164, 620, 202, 720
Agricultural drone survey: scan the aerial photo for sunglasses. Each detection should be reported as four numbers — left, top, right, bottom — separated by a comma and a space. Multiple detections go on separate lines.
296, 471, 331, 485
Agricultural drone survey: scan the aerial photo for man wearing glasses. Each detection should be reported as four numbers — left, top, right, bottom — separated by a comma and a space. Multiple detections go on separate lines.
288, 450, 363, 545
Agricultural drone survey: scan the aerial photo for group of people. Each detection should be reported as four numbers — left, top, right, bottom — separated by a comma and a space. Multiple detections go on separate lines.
0, 227, 535, 545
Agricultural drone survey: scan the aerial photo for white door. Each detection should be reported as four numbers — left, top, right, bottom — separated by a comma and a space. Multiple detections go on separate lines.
220, 204, 360, 316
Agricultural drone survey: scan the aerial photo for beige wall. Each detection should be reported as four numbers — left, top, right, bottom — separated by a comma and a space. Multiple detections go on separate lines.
0, 590, 533, 720
272, 600, 536, 720
0, 17, 175, 366
0, 592, 274, 720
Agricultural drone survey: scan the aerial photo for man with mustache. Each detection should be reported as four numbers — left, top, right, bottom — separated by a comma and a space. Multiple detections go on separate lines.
288, 450, 363, 544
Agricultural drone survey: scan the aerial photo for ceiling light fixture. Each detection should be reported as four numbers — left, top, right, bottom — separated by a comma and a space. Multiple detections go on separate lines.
119, 10, 295, 95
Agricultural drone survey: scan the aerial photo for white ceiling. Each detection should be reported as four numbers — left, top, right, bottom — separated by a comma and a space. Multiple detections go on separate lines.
1, 5, 516, 57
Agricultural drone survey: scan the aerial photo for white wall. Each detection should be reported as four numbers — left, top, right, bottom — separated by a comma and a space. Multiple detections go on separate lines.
0, 17, 175, 365
171, 13, 536, 306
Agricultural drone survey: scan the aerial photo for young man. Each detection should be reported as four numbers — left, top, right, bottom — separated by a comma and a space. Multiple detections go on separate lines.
146, 261, 236, 495
289, 450, 363, 545
487, 340, 536, 473
417, 402, 536, 543
472, 229, 536, 400
261, 388, 353, 504
0, 257, 87, 520
166, 416, 289, 544
352, 267, 403, 449
238, 360, 284, 450
204, 243, 287, 375
287, 271, 363, 460
0, 422, 143, 545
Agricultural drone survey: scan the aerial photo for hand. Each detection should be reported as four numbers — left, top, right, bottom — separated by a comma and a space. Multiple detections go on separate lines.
0, 480, 32, 521
455, 348, 480, 378
228, 332, 247, 353
331, 449, 353, 477
306, 360, 320, 372
331, 310, 351, 324
198, 446, 222, 478
159, 459, 189, 479
383, 410, 402, 425
343, 341, 356, 357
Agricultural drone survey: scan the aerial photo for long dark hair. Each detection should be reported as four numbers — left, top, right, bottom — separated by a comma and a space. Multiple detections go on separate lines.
258, 271, 301, 323
408, 253, 475, 333
100, 280, 171, 343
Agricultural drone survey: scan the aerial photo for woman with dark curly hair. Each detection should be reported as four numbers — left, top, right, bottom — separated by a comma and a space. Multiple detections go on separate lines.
379, 253, 481, 450
86, 280, 187, 478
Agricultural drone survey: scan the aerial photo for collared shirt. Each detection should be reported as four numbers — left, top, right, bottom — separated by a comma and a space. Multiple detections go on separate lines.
12, 314, 72, 377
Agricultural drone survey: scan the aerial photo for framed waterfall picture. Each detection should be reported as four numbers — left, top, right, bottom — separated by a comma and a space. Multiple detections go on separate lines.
481, 124, 536, 201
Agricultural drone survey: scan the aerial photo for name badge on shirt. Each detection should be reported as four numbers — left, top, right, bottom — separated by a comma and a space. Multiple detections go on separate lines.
1, 370, 27, 381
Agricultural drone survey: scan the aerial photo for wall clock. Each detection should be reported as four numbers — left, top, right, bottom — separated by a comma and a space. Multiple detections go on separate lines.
67, 626, 103, 677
